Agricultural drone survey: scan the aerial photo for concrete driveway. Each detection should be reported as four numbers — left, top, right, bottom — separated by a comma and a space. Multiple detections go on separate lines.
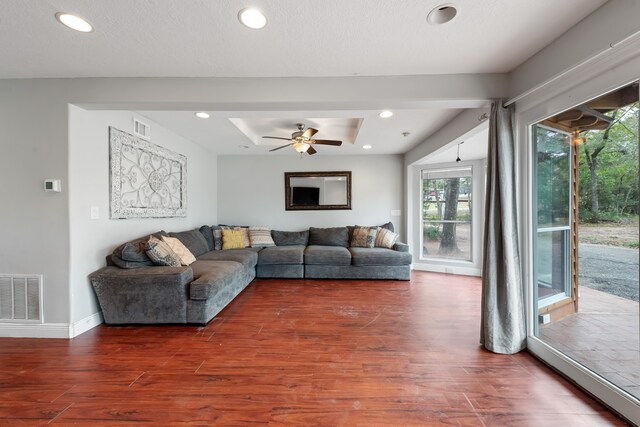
579, 243, 639, 301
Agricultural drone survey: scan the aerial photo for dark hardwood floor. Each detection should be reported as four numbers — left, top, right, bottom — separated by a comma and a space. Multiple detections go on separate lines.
0, 272, 627, 426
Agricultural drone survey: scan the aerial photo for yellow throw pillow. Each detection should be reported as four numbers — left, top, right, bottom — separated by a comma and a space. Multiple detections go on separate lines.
222, 229, 246, 250
161, 236, 196, 265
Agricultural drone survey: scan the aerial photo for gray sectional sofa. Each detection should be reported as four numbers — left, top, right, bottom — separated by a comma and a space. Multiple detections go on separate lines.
89, 224, 411, 325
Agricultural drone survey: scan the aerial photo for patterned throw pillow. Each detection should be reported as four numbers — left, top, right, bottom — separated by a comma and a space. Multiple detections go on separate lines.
350, 227, 377, 248
145, 236, 181, 267
249, 227, 276, 247
222, 229, 246, 250
375, 227, 399, 249
212, 227, 223, 250
161, 236, 196, 265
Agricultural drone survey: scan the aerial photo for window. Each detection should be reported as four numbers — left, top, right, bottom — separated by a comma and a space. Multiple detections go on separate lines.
421, 166, 473, 262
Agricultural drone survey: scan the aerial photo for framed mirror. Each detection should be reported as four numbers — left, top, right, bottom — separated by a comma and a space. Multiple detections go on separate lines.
285, 171, 352, 211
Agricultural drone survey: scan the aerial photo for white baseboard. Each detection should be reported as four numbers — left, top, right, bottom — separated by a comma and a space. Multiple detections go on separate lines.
0, 311, 103, 339
70, 311, 103, 338
0, 322, 70, 338
412, 263, 481, 276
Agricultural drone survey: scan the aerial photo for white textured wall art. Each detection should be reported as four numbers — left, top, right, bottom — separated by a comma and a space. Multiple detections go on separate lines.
109, 127, 187, 218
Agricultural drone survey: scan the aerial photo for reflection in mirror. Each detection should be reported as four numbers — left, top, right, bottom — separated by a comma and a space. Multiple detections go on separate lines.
285, 171, 351, 210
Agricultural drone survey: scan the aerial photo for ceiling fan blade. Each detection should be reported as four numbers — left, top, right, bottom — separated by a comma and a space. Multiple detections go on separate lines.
263, 136, 292, 141
269, 143, 294, 152
313, 139, 342, 146
302, 127, 319, 138
307, 146, 317, 155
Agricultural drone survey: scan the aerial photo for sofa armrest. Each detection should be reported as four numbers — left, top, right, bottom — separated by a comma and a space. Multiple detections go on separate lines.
89, 266, 194, 324
393, 242, 409, 252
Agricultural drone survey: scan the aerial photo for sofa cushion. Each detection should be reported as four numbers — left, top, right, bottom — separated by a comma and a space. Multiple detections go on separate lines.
168, 229, 210, 257
308, 227, 349, 247
162, 236, 197, 266
304, 245, 351, 266
350, 227, 377, 248
249, 227, 276, 248
196, 248, 259, 268
375, 227, 399, 249
349, 247, 412, 266
189, 260, 245, 301
112, 231, 166, 263
145, 236, 181, 267
272, 230, 309, 246
258, 245, 305, 265
198, 225, 214, 251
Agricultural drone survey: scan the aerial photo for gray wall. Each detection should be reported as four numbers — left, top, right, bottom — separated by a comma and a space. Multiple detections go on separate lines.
68, 107, 217, 323
0, 81, 72, 324
217, 155, 405, 238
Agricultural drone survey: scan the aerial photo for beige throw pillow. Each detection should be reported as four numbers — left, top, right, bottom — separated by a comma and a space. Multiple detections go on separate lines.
249, 227, 276, 247
161, 236, 196, 265
375, 227, 399, 249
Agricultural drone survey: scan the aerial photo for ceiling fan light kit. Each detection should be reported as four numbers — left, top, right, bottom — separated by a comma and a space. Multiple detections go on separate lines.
264, 123, 342, 156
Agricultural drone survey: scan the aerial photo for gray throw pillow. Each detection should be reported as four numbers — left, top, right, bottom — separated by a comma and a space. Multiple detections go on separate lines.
112, 231, 167, 262
308, 227, 349, 247
198, 225, 214, 251
272, 230, 309, 246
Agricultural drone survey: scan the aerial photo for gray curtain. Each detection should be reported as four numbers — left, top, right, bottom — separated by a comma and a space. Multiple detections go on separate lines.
480, 100, 527, 354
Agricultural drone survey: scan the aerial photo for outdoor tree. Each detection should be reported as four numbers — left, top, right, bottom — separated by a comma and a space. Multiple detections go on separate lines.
439, 177, 460, 254
579, 103, 639, 221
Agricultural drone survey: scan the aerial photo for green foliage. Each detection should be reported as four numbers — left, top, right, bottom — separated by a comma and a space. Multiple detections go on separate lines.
578, 103, 639, 221
424, 225, 441, 241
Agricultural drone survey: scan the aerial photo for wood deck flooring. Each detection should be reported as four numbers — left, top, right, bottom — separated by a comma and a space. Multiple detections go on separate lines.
539, 287, 640, 399
0, 272, 628, 426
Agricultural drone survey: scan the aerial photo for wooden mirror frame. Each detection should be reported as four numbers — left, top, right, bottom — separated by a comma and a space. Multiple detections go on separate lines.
285, 171, 352, 211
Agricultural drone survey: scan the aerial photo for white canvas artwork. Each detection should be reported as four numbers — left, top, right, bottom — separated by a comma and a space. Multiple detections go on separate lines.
109, 127, 187, 218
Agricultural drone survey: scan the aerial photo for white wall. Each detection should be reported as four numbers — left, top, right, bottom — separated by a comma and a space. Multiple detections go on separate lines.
68, 107, 217, 325
217, 155, 405, 238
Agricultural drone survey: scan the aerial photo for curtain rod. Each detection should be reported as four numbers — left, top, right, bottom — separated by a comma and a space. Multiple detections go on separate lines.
504, 29, 640, 107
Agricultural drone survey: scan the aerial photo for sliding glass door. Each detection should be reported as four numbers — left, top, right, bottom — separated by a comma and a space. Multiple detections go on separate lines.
534, 125, 572, 330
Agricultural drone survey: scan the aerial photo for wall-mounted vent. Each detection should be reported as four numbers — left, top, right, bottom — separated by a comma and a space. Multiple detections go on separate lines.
0, 275, 42, 323
133, 118, 151, 140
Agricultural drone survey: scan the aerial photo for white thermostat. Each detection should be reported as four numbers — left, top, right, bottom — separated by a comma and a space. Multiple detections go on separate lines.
44, 179, 61, 193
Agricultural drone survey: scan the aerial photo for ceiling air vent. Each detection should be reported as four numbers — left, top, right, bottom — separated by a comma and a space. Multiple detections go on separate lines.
133, 118, 151, 140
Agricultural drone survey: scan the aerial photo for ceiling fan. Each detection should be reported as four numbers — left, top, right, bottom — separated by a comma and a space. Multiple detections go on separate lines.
263, 123, 342, 155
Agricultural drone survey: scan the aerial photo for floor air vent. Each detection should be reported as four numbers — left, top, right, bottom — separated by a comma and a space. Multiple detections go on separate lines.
0, 275, 42, 322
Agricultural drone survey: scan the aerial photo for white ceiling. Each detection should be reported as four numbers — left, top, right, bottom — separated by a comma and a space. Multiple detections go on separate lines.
139, 109, 463, 155
1, 0, 607, 157
0, 0, 605, 78
419, 128, 489, 165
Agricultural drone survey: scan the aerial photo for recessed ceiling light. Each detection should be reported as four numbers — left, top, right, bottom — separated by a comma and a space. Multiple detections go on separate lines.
379, 111, 393, 118
195, 112, 210, 119
363, 145, 372, 150
55, 12, 93, 32
427, 4, 458, 25
238, 8, 267, 29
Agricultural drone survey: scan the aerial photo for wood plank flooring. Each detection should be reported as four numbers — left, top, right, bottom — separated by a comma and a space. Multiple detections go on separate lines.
0, 272, 628, 426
